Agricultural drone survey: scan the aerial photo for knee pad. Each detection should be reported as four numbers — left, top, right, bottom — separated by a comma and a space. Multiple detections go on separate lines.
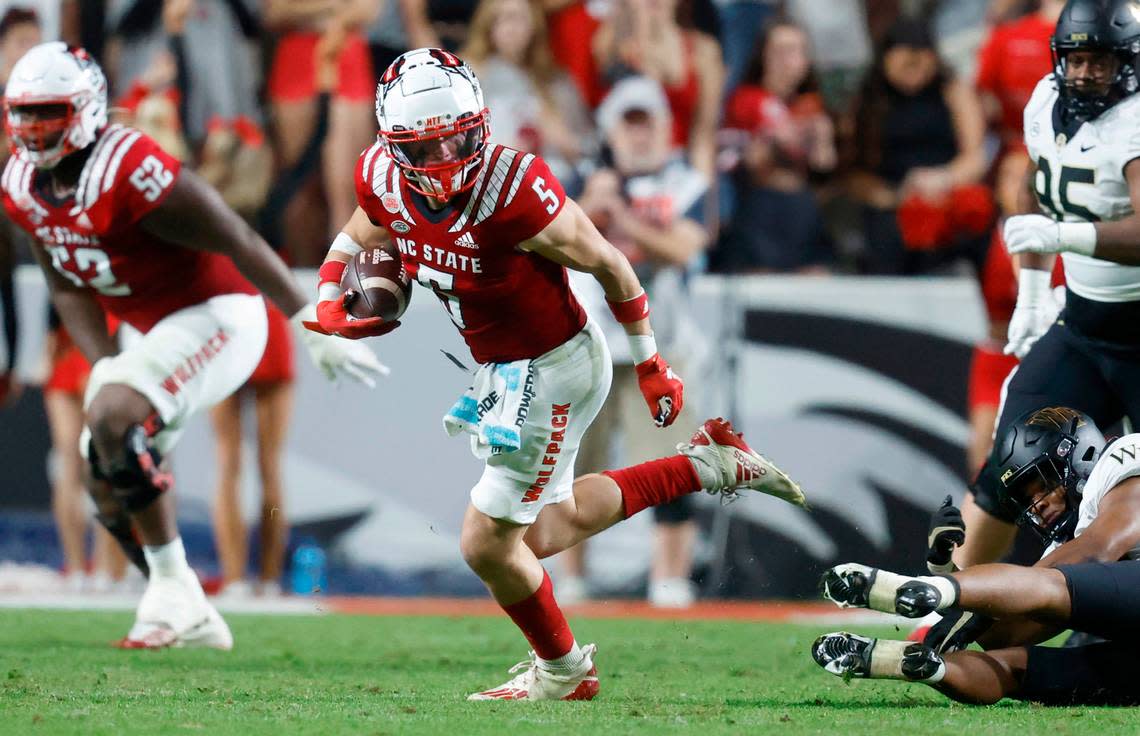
107, 417, 174, 513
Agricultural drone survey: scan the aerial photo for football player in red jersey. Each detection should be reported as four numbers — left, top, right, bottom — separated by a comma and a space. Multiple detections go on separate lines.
307, 48, 806, 700
1, 43, 387, 649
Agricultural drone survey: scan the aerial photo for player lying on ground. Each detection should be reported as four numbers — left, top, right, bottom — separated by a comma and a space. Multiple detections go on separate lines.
307, 48, 806, 701
953, 0, 1140, 571
1, 43, 385, 649
812, 407, 1140, 705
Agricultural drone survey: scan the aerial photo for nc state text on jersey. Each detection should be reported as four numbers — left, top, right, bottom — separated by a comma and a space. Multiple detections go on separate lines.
395, 237, 482, 273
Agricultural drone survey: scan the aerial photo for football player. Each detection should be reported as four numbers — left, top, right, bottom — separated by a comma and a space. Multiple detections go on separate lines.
1, 43, 386, 648
954, 0, 1140, 571
815, 407, 1140, 705
306, 48, 806, 701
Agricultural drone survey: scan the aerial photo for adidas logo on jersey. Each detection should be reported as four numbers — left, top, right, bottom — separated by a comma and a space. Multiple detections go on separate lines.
454, 232, 479, 250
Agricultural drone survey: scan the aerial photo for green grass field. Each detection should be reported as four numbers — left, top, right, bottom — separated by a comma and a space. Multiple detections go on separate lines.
3, 609, 1139, 735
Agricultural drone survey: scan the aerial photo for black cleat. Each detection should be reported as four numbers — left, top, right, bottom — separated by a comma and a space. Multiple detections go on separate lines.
895, 581, 943, 618
899, 643, 945, 681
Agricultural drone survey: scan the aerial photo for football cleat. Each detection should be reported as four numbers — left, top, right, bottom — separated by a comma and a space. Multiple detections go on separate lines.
812, 632, 945, 682
820, 563, 949, 618
117, 570, 233, 650
895, 581, 945, 618
467, 644, 599, 701
678, 418, 806, 507
812, 631, 875, 677
820, 563, 873, 608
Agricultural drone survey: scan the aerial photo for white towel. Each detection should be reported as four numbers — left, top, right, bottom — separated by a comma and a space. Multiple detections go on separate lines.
443, 359, 536, 459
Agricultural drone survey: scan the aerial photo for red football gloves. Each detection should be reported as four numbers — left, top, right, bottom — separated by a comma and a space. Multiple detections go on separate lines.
635, 353, 684, 427
302, 292, 400, 340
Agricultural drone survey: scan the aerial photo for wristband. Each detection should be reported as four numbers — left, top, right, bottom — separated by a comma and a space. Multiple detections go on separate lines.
1058, 222, 1097, 257
330, 231, 364, 257
627, 333, 658, 364
318, 282, 341, 302
1016, 267, 1051, 305
606, 290, 650, 324
318, 259, 347, 286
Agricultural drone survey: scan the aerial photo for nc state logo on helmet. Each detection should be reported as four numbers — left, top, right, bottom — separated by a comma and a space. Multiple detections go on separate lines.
4, 42, 108, 169
374, 48, 490, 201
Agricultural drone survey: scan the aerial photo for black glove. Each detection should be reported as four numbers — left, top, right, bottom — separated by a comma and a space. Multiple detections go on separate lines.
923, 607, 992, 654
926, 494, 965, 574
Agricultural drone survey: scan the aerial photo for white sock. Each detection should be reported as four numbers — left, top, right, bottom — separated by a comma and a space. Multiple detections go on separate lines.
685, 455, 722, 491
868, 640, 946, 683
143, 537, 190, 579
537, 640, 585, 673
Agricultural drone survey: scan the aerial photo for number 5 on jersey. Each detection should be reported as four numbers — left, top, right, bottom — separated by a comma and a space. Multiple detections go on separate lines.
417, 264, 465, 329
532, 177, 559, 214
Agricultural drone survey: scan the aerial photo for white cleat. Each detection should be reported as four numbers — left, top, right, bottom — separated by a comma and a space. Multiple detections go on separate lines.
117, 570, 233, 650
678, 417, 807, 507
467, 644, 599, 701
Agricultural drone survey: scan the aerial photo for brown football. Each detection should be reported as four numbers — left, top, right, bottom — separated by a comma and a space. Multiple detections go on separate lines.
340, 245, 413, 321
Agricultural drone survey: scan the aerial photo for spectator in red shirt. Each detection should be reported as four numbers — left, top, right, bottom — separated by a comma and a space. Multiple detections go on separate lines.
715, 18, 837, 272
975, 0, 1064, 153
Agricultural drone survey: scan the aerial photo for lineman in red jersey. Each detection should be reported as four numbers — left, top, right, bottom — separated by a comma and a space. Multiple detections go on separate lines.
1, 43, 386, 649
306, 48, 807, 700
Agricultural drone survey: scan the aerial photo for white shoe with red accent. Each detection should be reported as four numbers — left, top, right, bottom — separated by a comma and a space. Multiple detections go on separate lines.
679, 417, 807, 508
117, 570, 233, 650
467, 643, 599, 701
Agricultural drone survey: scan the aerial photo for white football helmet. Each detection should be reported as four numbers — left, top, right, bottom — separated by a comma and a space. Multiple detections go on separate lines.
375, 48, 489, 200
4, 42, 108, 169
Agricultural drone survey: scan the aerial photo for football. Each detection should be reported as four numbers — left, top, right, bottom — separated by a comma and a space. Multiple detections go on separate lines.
340, 245, 413, 321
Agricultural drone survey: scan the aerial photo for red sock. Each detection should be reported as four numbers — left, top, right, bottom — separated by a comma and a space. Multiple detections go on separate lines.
604, 455, 701, 518
501, 570, 575, 660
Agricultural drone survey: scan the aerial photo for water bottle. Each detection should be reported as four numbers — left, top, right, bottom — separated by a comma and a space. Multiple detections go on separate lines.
291, 544, 327, 596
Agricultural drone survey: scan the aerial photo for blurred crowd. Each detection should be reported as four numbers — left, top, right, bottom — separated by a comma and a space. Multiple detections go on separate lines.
0, 0, 1066, 599
0, 0, 1061, 275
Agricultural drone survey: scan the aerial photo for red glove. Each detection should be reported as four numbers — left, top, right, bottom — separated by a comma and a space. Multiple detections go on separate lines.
302, 292, 400, 340
635, 353, 684, 427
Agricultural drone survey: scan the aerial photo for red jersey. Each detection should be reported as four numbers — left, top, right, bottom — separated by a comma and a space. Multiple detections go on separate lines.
1, 125, 255, 333
355, 142, 587, 364
975, 13, 1054, 149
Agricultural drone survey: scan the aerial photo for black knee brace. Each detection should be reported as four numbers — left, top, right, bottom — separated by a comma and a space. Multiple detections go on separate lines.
102, 417, 174, 513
